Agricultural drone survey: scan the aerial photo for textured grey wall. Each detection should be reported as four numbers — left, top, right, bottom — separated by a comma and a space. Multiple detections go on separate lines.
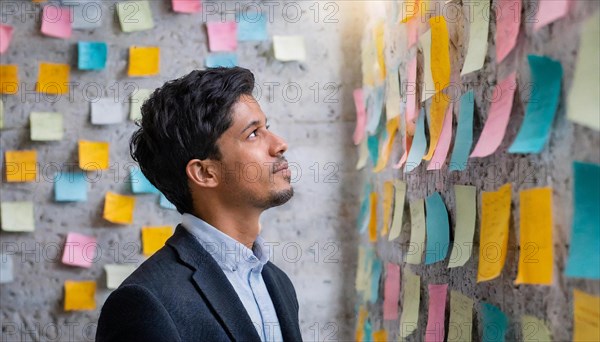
0, 1, 364, 340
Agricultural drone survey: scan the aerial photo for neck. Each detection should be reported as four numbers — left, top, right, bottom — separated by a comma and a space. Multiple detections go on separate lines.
193, 205, 261, 249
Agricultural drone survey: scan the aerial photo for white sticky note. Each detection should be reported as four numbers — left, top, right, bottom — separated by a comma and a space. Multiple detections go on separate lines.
91, 98, 124, 124
30, 112, 63, 141
1, 201, 35, 232
129, 89, 153, 121
0, 253, 14, 283
273, 35, 306, 62
104, 264, 137, 289
71, 3, 103, 29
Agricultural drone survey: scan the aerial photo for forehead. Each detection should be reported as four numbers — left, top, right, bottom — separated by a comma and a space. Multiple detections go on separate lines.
228, 95, 266, 129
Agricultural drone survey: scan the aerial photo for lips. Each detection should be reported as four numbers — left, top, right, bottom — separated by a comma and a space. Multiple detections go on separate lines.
273, 162, 289, 174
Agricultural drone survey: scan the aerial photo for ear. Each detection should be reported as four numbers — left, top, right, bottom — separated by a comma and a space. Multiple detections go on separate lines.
186, 159, 220, 188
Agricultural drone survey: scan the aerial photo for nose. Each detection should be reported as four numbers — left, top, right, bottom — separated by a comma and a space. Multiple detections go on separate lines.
269, 132, 288, 157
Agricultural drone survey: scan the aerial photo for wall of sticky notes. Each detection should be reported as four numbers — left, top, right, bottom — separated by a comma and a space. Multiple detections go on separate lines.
354, 0, 600, 341
0, 1, 367, 340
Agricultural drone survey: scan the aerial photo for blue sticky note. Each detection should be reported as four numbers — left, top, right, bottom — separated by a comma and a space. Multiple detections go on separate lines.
405, 108, 427, 173
425, 192, 450, 264
205, 53, 238, 68
130, 167, 159, 194
449, 90, 474, 171
366, 86, 385, 135
480, 302, 508, 342
369, 258, 383, 304
565, 162, 600, 279
159, 193, 177, 210
509, 55, 562, 154
357, 183, 372, 233
237, 12, 268, 41
78, 41, 107, 70
54, 172, 87, 202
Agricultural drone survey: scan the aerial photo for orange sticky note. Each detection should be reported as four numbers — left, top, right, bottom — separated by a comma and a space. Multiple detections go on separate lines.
477, 183, 512, 282
424, 92, 450, 161
78, 140, 109, 171
128, 46, 160, 77
573, 289, 600, 341
372, 329, 388, 342
0, 64, 19, 95
515, 187, 553, 285
5, 150, 37, 183
36, 62, 70, 94
369, 192, 378, 243
373, 117, 399, 172
429, 16, 451, 92
355, 305, 368, 341
103, 192, 136, 225
142, 226, 173, 256
64, 280, 96, 311
380, 181, 394, 236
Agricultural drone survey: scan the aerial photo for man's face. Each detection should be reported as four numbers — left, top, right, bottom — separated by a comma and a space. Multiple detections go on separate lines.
214, 95, 293, 209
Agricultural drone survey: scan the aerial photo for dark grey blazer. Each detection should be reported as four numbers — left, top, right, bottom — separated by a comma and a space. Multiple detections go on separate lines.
96, 225, 302, 342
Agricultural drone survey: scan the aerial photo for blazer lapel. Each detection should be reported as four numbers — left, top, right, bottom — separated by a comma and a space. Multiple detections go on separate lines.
262, 264, 303, 341
166, 225, 261, 342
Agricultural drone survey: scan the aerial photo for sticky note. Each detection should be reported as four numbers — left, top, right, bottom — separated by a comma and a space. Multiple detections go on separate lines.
369, 258, 383, 303
105, 264, 137, 289
355, 247, 367, 292
159, 193, 177, 210
388, 180, 407, 241
237, 12, 267, 41
470, 72, 517, 158
496, 0, 521, 63
91, 98, 124, 124
54, 171, 87, 202
0, 253, 14, 283
425, 284, 448, 342
0, 24, 13, 54
573, 289, 600, 341
429, 16, 451, 91
380, 181, 395, 236
461, 0, 489, 75
565, 162, 600, 279
477, 183, 512, 282
130, 166, 159, 194
367, 135, 379, 167
424, 92, 450, 161
366, 86, 384, 135
41, 5, 72, 39
448, 185, 477, 268
407, 199, 426, 264
405, 108, 427, 173
207, 21, 237, 52
273, 35, 306, 62
172, 0, 201, 13
78, 140, 109, 170
509, 55, 562, 154
36, 62, 70, 94
355, 306, 368, 341
128, 46, 160, 77
362, 39, 377, 86
356, 139, 369, 170
205, 53, 238, 68
383, 263, 400, 320
534, 0, 569, 31
64, 280, 96, 311
427, 102, 453, 170
0, 201, 35, 232
480, 303, 508, 342
0, 64, 19, 95
425, 192, 450, 265
72, 3, 103, 29
515, 187, 554, 285
5, 150, 37, 183
372, 329, 387, 342
117, 1, 154, 32
386, 70, 401, 120
359, 249, 374, 302
447, 291, 473, 342
567, 11, 600, 131
374, 21, 386, 80
407, 17, 419, 48
353, 88, 367, 145
399, 0, 418, 23
103, 192, 135, 225
373, 118, 399, 172
405, 57, 418, 130
129, 88, 153, 121
0, 99, 4, 129
521, 315, 552, 342
449, 91, 474, 171
368, 192, 378, 243
419, 30, 435, 102
30, 112, 63, 141
78, 42, 107, 70
142, 226, 173, 256
357, 184, 372, 234
399, 268, 420, 338
62, 232, 97, 268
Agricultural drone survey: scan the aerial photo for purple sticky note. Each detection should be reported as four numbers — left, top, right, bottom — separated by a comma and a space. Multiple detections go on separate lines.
207, 22, 237, 52
0, 25, 13, 54
61, 233, 97, 268
41, 5, 72, 39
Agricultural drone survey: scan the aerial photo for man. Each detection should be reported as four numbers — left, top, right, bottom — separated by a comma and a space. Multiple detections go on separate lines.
96, 67, 302, 342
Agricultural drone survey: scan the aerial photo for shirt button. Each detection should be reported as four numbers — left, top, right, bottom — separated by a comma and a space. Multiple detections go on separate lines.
231, 266, 237, 272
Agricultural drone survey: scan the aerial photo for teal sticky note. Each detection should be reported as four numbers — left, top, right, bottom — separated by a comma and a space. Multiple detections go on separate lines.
130, 167, 159, 194
367, 135, 379, 166
54, 172, 87, 202
508, 55, 562, 154
449, 90, 474, 171
425, 192, 450, 264
237, 12, 268, 41
405, 108, 427, 173
205, 53, 238, 68
159, 193, 177, 210
357, 183, 372, 233
481, 302, 508, 342
78, 41, 107, 70
364, 320, 372, 339
366, 86, 385, 135
369, 258, 383, 303
565, 161, 600, 279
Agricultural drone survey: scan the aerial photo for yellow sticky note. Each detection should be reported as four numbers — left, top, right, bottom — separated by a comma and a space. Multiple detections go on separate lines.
368, 192, 378, 243
380, 181, 394, 237
36, 63, 70, 94
64, 280, 96, 311
521, 315, 552, 342
103, 192, 136, 225
356, 305, 368, 341
448, 291, 473, 342
0, 99, 3, 129
515, 187, 553, 285
128, 46, 160, 77
372, 329, 387, 341
386, 70, 401, 120
573, 289, 600, 341
1, 201, 35, 232
374, 117, 399, 173
429, 16, 451, 92
477, 183, 512, 282
0, 64, 19, 95
142, 226, 173, 256
388, 180, 407, 241
5, 150, 37, 182
424, 92, 450, 161
30, 112, 63, 141
78, 140, 109, 171
374, 21, 386, 80
399, 268, 420, 338
406, 199, 425, 264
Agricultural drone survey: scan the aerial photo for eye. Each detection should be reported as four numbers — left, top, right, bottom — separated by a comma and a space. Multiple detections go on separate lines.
248, 129, 258, 139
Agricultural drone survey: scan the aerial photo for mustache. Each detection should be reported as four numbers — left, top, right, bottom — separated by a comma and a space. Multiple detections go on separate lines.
272, 157, 288, 173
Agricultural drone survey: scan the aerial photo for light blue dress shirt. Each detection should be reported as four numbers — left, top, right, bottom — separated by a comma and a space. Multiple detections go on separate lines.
181, 213, 283, 342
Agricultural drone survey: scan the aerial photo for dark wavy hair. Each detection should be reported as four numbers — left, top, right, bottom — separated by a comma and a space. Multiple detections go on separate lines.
130, 67, 255, 214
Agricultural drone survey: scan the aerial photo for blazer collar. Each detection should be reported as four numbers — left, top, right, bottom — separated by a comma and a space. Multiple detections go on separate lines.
262, 264, 303, 341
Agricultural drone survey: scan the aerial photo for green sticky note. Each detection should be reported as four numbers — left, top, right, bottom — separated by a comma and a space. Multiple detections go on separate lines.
129, 89, 153, 121
117, 1, 154, 32
30, 112, 63, 141
521, 315, 552, 342
448, 185, 477, 268
0, 99, 4, 129
1, 201, 35, 232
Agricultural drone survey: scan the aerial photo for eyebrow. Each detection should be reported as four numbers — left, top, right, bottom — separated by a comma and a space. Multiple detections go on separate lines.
240, 118, 268, 135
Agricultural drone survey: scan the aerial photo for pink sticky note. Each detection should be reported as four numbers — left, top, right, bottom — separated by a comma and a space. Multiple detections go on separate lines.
496, 0, 521, 63
41, 5, 72, 39
172, 0, 201, 13
353, 89, 367, 145
61, 233, 97, 268
383, 263, 401, 320
406, 58, 418, 125
407, 18, 419, 48
425, 284, 448, 342
470, 72, 517, 158
427, 102, 454, 170
0, 25, 14, 54
534, 0, 570, 31
394, 134, 413, 169
206, 22, 237, 52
